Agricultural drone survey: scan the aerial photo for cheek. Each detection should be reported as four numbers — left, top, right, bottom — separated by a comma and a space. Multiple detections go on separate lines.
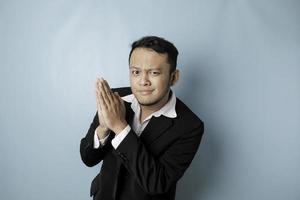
129, 76, 136, 84
152, 77, 169, 91
130, 77, 139, 91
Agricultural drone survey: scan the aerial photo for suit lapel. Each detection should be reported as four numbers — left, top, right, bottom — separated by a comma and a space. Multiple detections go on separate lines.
124, 101, 174, 145
140, 116, 173, 145
125, 101, 135, 126
113, 93, 174, 199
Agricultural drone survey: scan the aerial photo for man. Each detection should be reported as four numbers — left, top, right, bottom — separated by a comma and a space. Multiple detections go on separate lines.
80, 36, 204, 200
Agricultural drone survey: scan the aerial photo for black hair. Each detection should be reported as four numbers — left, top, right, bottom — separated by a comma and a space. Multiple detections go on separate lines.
128, 36, 179, 73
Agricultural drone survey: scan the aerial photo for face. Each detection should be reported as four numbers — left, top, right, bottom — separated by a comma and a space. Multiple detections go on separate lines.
129, 48, 178, 109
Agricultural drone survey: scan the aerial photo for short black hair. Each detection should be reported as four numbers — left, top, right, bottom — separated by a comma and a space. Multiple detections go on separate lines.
128, 36, 179, 73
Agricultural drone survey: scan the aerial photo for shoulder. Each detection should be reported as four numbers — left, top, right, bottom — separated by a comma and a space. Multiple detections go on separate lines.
111, 87, 132, 96
174, 97, 204, 130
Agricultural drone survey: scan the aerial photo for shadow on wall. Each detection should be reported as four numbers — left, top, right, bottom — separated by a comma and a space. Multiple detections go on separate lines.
175, 62, 225, 200
177, 130, 223, 200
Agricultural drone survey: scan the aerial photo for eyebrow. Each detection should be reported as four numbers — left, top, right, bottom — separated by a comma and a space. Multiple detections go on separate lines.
129, 66, 162, 70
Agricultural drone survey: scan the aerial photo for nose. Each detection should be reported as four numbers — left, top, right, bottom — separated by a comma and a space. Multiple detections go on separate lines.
139, 73, 151, 86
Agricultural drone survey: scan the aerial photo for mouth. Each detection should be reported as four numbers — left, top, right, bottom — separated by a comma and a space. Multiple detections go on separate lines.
138, 90, 154, 95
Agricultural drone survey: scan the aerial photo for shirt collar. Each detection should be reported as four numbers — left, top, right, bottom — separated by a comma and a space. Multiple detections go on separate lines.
121, 90, 177, 119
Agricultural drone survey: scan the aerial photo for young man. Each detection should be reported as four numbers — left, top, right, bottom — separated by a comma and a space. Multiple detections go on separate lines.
80, 36, 204, 200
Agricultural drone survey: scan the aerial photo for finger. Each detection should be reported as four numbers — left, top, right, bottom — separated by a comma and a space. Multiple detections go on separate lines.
99, 88, 108, 110
96, 80, 102, 104
114, 92, 125, 110
113, 93, 120, 105
103, 78, 111, 90
96, 93, 105, 120
96, 78, 101, 90
106, 82, 120, 105
100, 79, 113, 106
97, 79, 102, 92
99, 80, 110, 107
102, 79, 114, 103
95, 88, 102, 111
114, 92, 122, 104
95, 81, 102, 101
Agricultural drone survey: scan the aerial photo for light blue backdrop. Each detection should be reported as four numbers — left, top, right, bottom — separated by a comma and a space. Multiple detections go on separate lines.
0, 0, 299, 200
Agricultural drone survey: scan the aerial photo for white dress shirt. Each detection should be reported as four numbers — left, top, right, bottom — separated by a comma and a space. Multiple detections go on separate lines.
94, 91, 177, 149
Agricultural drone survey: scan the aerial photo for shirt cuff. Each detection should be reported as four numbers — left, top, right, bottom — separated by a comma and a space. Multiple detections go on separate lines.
93, 129, 110, 149
111, 125, 131, 149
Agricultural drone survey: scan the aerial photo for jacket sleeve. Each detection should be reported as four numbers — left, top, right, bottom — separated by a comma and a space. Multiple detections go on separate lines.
112, 121, 204, 195
80, 111, 112, 167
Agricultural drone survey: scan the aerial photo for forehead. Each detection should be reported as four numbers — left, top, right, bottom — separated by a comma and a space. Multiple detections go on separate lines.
129, 48, 170, 70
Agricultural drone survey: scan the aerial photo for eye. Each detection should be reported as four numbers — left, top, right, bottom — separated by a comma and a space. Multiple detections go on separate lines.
131, 69, 140, 76
150, 71, 160, 76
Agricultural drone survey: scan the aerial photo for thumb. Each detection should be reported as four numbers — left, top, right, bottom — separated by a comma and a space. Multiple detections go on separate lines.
114, 91, 120, 97
114, 92, 123, 103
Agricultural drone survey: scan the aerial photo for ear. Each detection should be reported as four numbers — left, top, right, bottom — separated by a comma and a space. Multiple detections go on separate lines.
170, 69, 179, 86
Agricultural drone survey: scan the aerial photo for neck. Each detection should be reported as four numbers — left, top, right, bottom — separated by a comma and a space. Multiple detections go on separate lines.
140, 90, 172, 120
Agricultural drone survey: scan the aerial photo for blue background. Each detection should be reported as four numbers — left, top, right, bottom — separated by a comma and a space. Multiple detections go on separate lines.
0, 0, 299, 199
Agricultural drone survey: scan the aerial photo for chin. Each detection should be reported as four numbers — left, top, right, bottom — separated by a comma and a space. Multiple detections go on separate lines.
136, 98, 155, 105
138, 101, 159, 107
137, 94, 165, 107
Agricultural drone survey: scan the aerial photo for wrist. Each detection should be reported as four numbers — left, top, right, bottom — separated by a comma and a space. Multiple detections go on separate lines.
96, 126, 109, 139
99, 124, 109, 132
113, 121, 128, 135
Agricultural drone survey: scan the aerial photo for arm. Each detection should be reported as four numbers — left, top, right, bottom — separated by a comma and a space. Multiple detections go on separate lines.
113, 122, 204, 195
93, 126, 110, 148
80, 78, 115, 167
80, 112, 112, 167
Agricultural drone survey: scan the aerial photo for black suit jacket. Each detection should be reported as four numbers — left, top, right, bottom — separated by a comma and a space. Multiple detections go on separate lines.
80, 87, 204, 200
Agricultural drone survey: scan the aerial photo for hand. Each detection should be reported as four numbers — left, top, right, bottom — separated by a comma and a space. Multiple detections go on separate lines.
96, 77, 128, 134
95, 80, 109, 133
